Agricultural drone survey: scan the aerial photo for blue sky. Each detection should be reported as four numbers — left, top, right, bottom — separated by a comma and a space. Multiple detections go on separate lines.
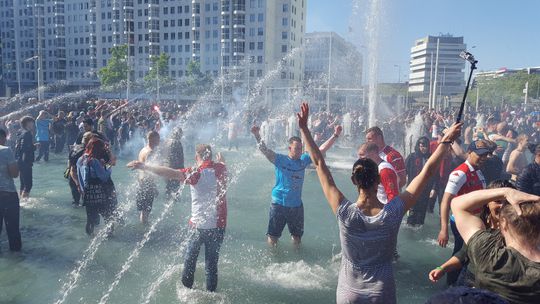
307, 0, 540, 82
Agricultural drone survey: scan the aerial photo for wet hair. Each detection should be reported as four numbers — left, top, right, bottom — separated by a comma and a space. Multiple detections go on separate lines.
20, 116, 35, 129
480, 180, 515, 226
500, 198, 540, 245
365, 126, 384, 139
351, 158, 380, 190
85, 138, 108, 160
288, 136, 302, 145
195, 144, 212, 161
426, 286, 509, 304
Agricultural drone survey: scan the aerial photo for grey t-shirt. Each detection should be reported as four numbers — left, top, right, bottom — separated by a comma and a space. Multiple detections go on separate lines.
0, 145, 17, 192
336, 197, 405, 304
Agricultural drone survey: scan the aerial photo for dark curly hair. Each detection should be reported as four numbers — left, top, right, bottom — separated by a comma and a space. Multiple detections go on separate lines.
351, 158, 380, 190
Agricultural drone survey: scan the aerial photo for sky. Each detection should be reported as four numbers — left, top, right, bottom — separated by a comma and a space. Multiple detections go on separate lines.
306, 0, 540, 83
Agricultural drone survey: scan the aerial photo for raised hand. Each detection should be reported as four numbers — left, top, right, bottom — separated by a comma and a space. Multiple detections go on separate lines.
334, 125, 343, 136
297, 102, 309, 129
505, 189, 540, 216
441, 122, 463, 143
250, 125, 260, 136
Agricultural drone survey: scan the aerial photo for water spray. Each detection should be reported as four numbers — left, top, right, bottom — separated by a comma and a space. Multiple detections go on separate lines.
456, 51, 478, 123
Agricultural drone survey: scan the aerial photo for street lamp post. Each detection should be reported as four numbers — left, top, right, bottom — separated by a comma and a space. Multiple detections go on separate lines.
393, 64, 401, 83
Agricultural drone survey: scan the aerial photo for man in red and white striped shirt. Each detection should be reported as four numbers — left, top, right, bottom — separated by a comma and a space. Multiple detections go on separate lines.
127, 144, 227, 292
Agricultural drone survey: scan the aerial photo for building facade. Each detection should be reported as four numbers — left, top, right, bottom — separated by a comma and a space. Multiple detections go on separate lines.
0, 0, 306, 97
408, 35, 466, 97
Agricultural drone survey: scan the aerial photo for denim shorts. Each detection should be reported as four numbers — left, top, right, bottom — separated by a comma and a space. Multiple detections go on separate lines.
267, 203, 304, 238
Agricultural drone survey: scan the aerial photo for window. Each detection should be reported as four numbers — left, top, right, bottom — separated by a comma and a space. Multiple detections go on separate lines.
282, 18, 288, 26
257, 42, 263, 50
258, 13, 263, 22
282, 45, 287, 53
282, 31, 288, 40
258, 28, 263, 36
283, 4, 289, 12
249, 42, 255, 50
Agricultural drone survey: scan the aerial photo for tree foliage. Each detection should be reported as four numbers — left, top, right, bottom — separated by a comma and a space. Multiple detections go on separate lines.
97, 45, 128, 87
144, 53, 172, 94
477, 71, 540, 105
184, 60, 213, 95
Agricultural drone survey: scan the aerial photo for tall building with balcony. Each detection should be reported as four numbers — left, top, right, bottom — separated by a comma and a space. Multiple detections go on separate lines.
0, 0, 307, 97
408, 35, 466, 97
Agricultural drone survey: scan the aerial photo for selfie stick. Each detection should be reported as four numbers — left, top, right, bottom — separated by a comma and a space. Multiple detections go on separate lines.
456, 51, 478, 123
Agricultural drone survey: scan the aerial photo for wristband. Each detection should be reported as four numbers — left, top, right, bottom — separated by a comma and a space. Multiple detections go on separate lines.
436, 266, 445, 272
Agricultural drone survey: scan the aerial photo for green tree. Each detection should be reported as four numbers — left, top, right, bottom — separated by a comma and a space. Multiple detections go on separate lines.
477, 71, 540, 105
184, 60, 212, 95
97, 45, 128, 87
144, 53, 172, 95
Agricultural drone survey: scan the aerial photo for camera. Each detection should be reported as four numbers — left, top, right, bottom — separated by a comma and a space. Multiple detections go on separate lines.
459, 51, 478, 65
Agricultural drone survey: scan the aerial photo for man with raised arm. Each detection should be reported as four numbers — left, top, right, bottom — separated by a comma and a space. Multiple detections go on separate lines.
251, 120, 342, 247
127, 144, 227, 292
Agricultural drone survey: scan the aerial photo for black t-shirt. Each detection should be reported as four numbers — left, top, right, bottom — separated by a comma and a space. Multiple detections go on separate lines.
468, 229, 540, 304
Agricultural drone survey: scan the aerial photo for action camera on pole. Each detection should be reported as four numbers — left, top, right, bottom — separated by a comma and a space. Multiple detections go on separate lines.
456, 51, 478, 123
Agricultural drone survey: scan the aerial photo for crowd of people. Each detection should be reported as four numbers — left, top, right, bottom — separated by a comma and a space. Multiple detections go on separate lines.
0, 96, 539, 303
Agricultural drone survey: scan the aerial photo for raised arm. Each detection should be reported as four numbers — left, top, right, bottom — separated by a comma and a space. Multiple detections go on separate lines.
127, 160, 186, 181
451, 188, 539, 244
506, 150, 521, 175
319, 125, 342, 154
298, 103, 344, 214
399, 122, 462, 212
250, 125, 276, 164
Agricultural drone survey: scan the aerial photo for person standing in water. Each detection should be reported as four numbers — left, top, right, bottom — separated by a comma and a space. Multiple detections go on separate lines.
250, 121, 342, 247
128, 144, 227, 292
165, 127, 185, 199
15, 116, 37, 199
296, 102, 462, 304
0, 129, 22, 251
135, 131, 160, 224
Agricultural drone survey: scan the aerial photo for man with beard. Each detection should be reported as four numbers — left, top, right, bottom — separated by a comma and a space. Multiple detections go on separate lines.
405, 137, 435, 226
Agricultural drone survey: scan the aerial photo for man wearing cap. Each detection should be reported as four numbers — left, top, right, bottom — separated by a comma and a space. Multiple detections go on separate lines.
437, 139, 494, 285
516, 144, 540, 196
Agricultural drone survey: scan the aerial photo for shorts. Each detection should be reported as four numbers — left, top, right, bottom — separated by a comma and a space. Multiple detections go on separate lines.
136, 178, 158, 212
267, 203, 304, 238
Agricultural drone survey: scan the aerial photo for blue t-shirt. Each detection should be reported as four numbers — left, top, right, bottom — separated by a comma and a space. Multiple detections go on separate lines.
35, 119, 52, 142
271, 153, 312, 207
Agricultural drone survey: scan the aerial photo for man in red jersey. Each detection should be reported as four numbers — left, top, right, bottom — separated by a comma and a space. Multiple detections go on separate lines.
437, 139, 495, 285
365, 126, 406, 188
357, 142, 399, 204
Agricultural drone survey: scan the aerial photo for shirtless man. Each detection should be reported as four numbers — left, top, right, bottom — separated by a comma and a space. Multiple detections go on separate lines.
136, 131, 160, 224
506, 134, 529, 181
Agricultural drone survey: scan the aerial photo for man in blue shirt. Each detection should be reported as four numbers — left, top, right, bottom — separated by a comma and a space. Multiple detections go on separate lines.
251, 122, 342, 247
35, 111, 52, 162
